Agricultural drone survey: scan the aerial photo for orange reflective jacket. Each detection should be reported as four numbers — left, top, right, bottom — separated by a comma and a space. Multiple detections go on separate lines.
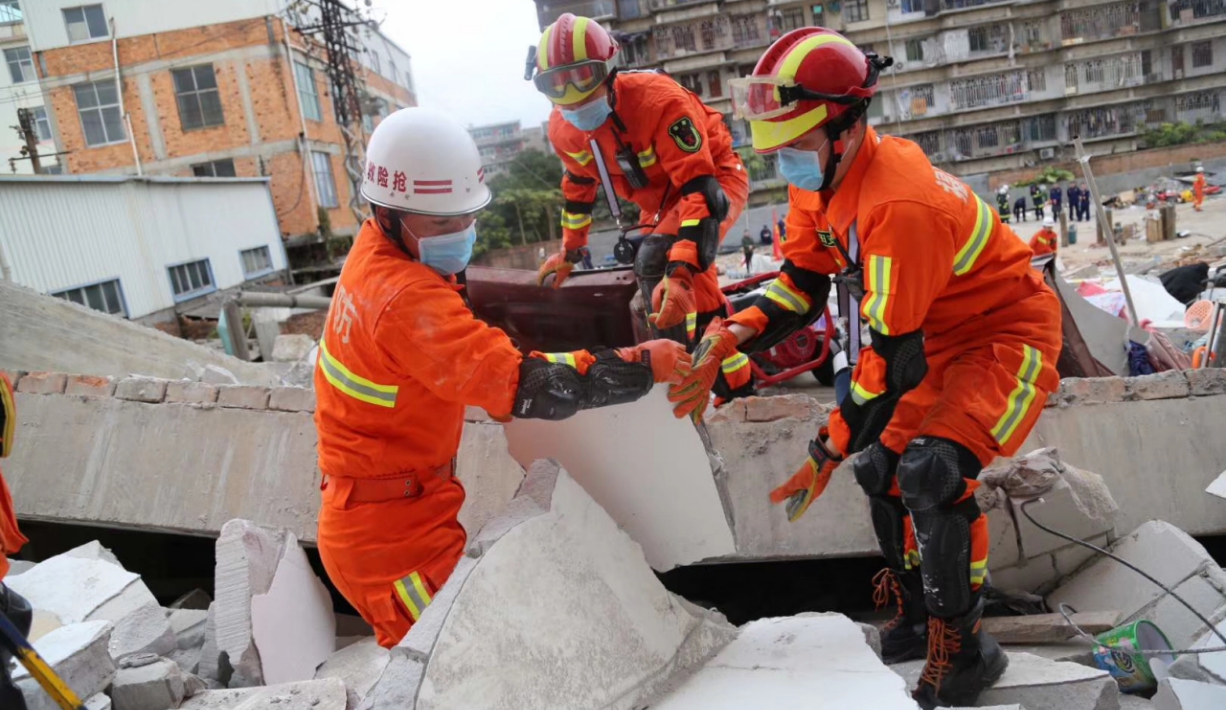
729, 128, 1053, 454
551, 72, 744, 270
0, 374, 27, 579
314, 221, 523, 480
1030, 228, 1058, 257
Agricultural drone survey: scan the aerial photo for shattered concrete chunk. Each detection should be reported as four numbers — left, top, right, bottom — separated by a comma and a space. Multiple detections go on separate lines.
170, 608, 209, 650
15, 621, 115, 710
214, 520, 288, 687
84, 693, 112, 710
454, 422, 526, 540
200, 364, 239, 386
170, 589, 212, 611
114, 377, 167, 403
63, 540, 123, 567
165, 382, 219, 406
1153, 677, 1226, 709
110, 657, 188, 710
197, 603, 224, 684
314, 637, 390, 710
893, 652, 1118, 710
250, 533, 335, 684
108, 602, 177, 660
179, 677, 347, 710
651, 614, 914, 709
982, 611, 1124, 645
170, 645, 203, 676
1168, 618, 1226, 684
6, 555, 157, 625
271, 334, 316, 363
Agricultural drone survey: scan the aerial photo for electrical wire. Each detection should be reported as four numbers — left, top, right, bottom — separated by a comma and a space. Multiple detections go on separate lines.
1018, 498, 1226, 655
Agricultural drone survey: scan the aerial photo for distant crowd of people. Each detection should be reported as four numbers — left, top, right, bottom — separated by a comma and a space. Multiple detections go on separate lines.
996, 181, 1092, 224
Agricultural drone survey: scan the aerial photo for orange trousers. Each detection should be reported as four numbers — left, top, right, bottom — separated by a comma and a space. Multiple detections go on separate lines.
317, 473, 467, 648
654, 160, 749, 315
0, 467, 27, 580
881, 286, 1063, 587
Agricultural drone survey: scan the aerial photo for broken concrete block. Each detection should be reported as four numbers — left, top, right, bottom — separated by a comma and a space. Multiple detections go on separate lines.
85, 693, 112, 710
179, 678, 347, 710
28, 608, 63, 642
982, 610, 1124, 644
197, 603, 225, 684
169, 645, 203, 676
271, 334, 316, 363
381, 459, 736, 710
1011, 474, 1117, 559
216, 385, 270, 410
268, 386, 315, 413
1125, 370, 1191, 400
1186, 368, 1226, 396
165, 381, 219, 406
857, 621, 882, 660
315, 637, 390, 710
705, 396, 747, 423
1052, 534, 1111, 579
169, 589, 212, 610
16, 371, 67, 395
356, 653, 426, 710
1057, 377, 1128, 405
114, 377, 167, 403
108, 601, 177, 660
1207, 470, 1226, 501
1120, 695, 1156, 710
15, 621, 115, 710
1153, 677, 1226, 709
1169, 617, 1226, 685
251, 533, 335, 684
214, 519, 288, 687
65, 375, 116, 398
110, 656, 188, 710
650, 614, 914, 709
170, 608, 209, 650
742, 393, 820, 422
455, 422, 526, 541
894, 651, 1118, 710
63, 540, 123, 567
990, 556, 1059, 595
200, 364, 239, 385
6, 555, 157, 625
6, 558, 36, 576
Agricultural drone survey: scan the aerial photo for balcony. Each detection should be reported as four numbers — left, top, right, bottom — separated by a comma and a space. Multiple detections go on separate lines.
941, 0, 1015, 11
1060, 3, 1164, 45
948, 72, 1031, 112
1168, 0, 1226, 25
653, 15, 733, 60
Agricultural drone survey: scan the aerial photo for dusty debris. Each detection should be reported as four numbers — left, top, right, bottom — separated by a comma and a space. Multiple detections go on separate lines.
108, 602, 177, 659
271, 334, 316, 363
110, 655, 195, 710
1153, 677, 1226, 709
314, 638, 390, 710
14, 621, 116, 710
893, 651, 1119, 710
213, 519, 288, 687
982, 611, 1124, 645
178, 678, 347, 710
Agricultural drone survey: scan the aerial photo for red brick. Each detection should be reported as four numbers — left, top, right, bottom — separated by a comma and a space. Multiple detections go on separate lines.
743, 394, 818, 423
217, 386, 270, 410
65, 375, 116, 398
16, 372, 67, 395
114, 377, 167, 403
165, 382, 219, 405
268, 387, 315, 413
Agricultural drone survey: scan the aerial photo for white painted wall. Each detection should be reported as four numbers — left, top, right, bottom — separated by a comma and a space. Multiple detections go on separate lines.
0, 8, 55, 175
22, 0, 284, 51
0, 176, 287, 319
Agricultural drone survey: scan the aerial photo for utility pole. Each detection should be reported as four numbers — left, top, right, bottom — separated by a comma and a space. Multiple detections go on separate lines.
11, 108, 41, 174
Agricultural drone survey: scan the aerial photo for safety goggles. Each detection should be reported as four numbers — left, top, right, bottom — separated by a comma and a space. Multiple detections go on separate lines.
533, 59, 614, 101
729, 76, 866, 121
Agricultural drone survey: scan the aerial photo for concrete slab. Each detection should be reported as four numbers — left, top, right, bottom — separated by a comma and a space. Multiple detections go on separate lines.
63, 541, 122, 567
314, 637, 390, 710
84, 694, 111, 710
169, 608, 209, 650
110, 657, 188, 710
6, 555, 157, 625
893, 651, 1118, 710
650, 614, 916, 709
108, 601, 177, 660
214, 519, 287, 687
455, 422, 525, 537
251, 533, 336, 684
15, 621, 115, 710
984, 611, 1124, 644
1206, 470, 1226, 501
170, 589, 212, 610
504, 386, 737, 570
179, 677, 348, 710
1169, 617, 1226, 684
1153, 677, 1226, 709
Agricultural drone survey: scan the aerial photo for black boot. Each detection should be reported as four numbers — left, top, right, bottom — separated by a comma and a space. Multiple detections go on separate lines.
0, 584, 31, 710
872, 568, 928, 664
912, 597, 1008, 709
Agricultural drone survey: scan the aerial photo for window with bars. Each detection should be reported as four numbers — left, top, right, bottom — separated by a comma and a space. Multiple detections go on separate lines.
731, 15, 762, 46
912, 84, 935, 111
53, 279, 126, 317
31, 107, 51, 141
1027, 68, 1047, 92
172, 65, 224, 131
240, 246, 274, 278
678, 73, 704, 96
63, 4, 108, 42
192, 159, 236, 178
1022, 114, 1058, 142
780, 8, 807, 32
844, 0, 869, 23
673, 24, 696, 52
968, 25, 1007, 54
912, 131, 942, 156
1193, 41, 1213, 68
312, 151, 339, 208
74, 80, 126, 147
294, 62, 322, 122
4, 46, 34, 84
168, 259, 215, 301
905, 38, 925, 63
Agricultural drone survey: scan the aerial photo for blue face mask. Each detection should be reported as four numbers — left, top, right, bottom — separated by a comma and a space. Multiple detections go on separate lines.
778, 143, 829, 192
415, 224, 477, 275
561, 97, 612, 132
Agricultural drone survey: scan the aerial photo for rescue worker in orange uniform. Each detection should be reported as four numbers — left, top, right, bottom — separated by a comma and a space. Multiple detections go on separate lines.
1194, 166, 1207, 212
314, 108, 691, 649
668, 29, 1062, 708
529, 14, 753, 403
1030, 217, 1059, 258
0, 374, 33, 710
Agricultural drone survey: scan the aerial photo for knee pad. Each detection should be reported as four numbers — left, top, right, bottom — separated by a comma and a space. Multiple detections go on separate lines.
896, 437, 981, 512
868, 496, 909, 571
910, 504, 976, 617
853, 442, 900, 497
633, 233, 674, 284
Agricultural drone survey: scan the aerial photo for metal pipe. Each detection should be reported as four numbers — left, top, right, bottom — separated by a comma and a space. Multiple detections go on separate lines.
111, 17, 142, 176
1074, 137, 1138, 325
236, 291, 331, 309
281, 13, 320, 214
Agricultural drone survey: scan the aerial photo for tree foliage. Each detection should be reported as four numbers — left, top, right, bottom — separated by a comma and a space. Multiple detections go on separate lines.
1014, 166, 1078, 187
1140, 121, 1226, 149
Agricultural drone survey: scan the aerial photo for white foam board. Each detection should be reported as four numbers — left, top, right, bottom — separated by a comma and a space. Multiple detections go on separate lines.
504, 385, 736, 571
251, 537, 336, 685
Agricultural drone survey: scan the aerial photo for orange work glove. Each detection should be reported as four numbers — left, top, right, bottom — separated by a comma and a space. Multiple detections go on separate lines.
667, 317, 739, 423
616, 339, 692, 385
649, 265, 698, 341
770, 427, 844, 522
537, 249, 580, 289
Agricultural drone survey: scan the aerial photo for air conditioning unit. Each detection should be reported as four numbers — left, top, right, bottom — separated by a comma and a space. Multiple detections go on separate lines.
1039, 147, 1056, 160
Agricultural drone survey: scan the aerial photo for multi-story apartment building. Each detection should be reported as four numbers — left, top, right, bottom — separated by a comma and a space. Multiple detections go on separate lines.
470, 120, 528, 178
0, 0, 415, 253
532, 0, 1226, 188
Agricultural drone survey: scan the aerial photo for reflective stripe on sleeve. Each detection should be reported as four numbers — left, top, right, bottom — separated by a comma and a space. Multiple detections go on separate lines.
393, 571, 433, 622
849, 379, 882, 406
541, 352, 579, 369
318, 339, 399, 408
637, 145, 657, 168
763, 277, 811, 314
862, 254, 894, 335
720, 352, 750, 375
564, 150, 594, 166
953, 196, 993, 276
561, 211, 593, 230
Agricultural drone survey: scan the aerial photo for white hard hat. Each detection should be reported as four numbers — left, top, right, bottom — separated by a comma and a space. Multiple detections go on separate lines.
1042, 217, 1055, 228
1198, 166, 1205, 173
360, 107, 492, 216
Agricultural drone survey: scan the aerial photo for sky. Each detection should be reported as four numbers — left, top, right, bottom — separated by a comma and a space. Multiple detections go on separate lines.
376, 0, 555, 130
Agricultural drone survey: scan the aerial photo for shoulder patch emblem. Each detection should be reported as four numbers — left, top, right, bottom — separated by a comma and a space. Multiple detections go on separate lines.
668, 117, 703, 153
817, 230, 837, 248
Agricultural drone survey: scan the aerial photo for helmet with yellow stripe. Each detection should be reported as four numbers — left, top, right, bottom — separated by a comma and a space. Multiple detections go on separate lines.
531, 13, 620, 106
730, 28, 891, 153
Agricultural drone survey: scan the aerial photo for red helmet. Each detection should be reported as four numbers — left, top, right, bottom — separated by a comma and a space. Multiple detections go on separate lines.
532, 14, 620, 106
730, 28, 890, 153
